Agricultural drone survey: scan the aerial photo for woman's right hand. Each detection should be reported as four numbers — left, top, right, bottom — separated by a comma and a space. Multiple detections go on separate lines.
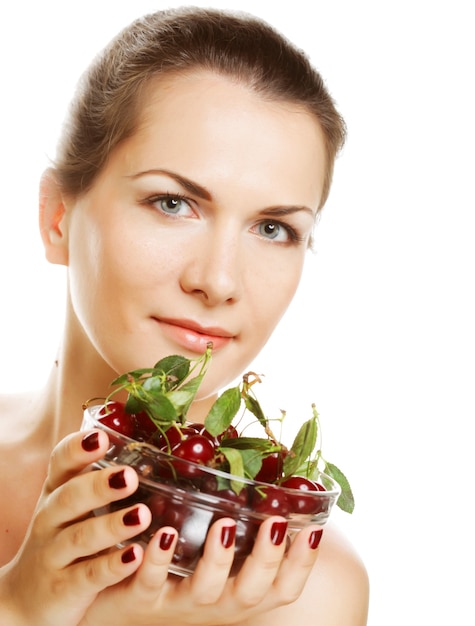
0, 429, 152, 626
0, 428, 325, 626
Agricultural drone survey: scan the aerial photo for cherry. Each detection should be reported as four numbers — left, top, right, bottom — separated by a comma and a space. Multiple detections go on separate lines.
219, 424, 239, 441
161, 502, 213, 570
186, 422, 206, 433
171, 434, 216, 479
230, 519, 259, 574
132, 410, 157, 440
254, 449, 286, 483
198, 426, 221, 447
156, 425, 198, 451
146, 494, 167, 519
172, 434, 216, 464
98, 401, 135, 438
222, 487, 249, 505
251, 484, 290, 517
280, 475, 327, 514
141, 493, 168, 536
201, 477, 250, 510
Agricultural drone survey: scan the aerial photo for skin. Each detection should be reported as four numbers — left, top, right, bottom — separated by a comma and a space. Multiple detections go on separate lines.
0, 71, 369, 625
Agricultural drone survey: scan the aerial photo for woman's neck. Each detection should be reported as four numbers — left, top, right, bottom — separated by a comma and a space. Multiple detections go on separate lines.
38, 310, 218, 447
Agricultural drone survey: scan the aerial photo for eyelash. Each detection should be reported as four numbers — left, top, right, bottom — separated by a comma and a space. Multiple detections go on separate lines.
258, 220, 305, 244
143, 193, 306, 244
145, 192, 192, 213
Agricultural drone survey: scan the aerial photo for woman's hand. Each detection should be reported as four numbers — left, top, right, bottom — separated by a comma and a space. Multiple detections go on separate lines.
81, 513, 323, 626
0, 429, 151, 626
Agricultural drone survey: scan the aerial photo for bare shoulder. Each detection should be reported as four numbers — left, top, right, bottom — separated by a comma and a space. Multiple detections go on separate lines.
0, 391, 41, 443
313, 522, 370, 622
254, 522, 369, 626
0, 392, 21, 431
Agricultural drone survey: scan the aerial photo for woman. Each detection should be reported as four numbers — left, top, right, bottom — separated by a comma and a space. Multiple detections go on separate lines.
0, 7, 369, 624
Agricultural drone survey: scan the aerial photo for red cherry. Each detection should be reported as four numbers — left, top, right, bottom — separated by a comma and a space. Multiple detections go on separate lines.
216, 487, 250, 509
280, 476, 327, 514
171, 434, 216, 478
156, 425, 198, 451
198, 426, 221, 447
146, 494, 167, 526
201, 476, 250, 510
230, 518, 259, 573
98, 401, 135, 437
186, 422, 206, 433
132, 410, 157, 440
172, 434, 216, 463
254, 449, 286, 483
219, 424, 239, 441
251, 485, 290, 517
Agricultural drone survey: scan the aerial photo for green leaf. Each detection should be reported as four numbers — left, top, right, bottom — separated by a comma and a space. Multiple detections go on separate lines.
324, 461, 355, 514
167, 375, 204, 417
154, 354, 191, 385
204, 386, 242, 436
124, 394, 142, 415
219, 436, 276, 452
238, 448, 264, 480
283, 417, 318, 477
243, 394, 267, 428
142, 375, 163, 394
219, 447, 245, 493
110, 368, 154, 387
142, 393, 178, 425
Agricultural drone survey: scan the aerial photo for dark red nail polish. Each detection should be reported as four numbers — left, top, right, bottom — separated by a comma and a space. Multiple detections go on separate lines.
123, 508, 141, 526
121, 546, 136, 563
221, 525, 236, 549
309, 529, 323, 550
81, 432, 100, 452
159, 532, 175, 551
270, 521, 288, 546
109, 469, 127, 489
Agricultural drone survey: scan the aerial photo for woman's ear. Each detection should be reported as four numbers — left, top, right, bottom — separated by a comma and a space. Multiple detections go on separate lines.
39, 168, 69, 266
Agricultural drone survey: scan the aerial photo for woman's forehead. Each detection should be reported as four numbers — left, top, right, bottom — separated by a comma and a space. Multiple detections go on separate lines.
132, 71, 325, 184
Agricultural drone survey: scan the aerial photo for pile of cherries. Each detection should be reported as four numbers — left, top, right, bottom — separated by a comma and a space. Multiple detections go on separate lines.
80, 343, 350, 576
98, 400, 328, 516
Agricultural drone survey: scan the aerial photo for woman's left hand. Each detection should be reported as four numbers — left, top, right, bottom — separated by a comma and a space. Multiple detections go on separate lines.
80, 515, 322, 626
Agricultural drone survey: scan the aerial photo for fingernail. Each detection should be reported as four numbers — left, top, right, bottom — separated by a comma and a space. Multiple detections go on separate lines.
109, 469, 127, 489
121, 546, 136, 563
221, 524, 236, 549
81, 432, 100, 452
309, 529, 323, 550
159, 532, 175, 551
270, 521, 288, 546
123, 507, 141, 526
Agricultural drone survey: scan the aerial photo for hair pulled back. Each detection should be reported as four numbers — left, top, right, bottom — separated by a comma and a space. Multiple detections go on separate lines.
55, 6, 346, 210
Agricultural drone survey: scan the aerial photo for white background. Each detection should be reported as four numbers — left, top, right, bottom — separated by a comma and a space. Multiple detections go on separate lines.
1, 2, 474, 624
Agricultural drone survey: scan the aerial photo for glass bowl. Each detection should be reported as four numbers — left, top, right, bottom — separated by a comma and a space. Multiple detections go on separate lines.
82, 404, 341, 576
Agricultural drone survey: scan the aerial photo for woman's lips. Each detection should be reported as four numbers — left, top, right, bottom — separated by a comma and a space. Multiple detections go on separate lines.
154, 318, 234, 353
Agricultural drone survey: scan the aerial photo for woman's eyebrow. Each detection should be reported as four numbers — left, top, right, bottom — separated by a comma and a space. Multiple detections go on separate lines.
258, 205, 315, 218
128, 168, 315, 216
128, 168, 212, 201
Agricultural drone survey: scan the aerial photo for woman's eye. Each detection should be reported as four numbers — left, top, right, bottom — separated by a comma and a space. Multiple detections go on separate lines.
257, 220, 293, 242
150, 194, 194, 217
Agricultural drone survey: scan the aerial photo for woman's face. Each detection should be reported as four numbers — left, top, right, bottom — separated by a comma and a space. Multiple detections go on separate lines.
65, 71, 326, 399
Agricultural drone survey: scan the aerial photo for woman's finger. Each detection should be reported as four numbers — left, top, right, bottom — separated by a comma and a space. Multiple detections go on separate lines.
68, 542, 145, 597
182, 518, 237, 604
43, 429, 111, 494
230, 516, 290, 606
129, 526, 179, 599
269, 525, 323, 604
46, 503, 152, 569
35, 461, 140, 535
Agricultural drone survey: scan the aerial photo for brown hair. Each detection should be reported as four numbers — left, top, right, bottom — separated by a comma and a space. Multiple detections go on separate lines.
55, 6, 346, 210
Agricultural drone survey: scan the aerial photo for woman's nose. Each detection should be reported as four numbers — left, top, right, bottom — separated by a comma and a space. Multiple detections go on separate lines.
180, 231, 243, 306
